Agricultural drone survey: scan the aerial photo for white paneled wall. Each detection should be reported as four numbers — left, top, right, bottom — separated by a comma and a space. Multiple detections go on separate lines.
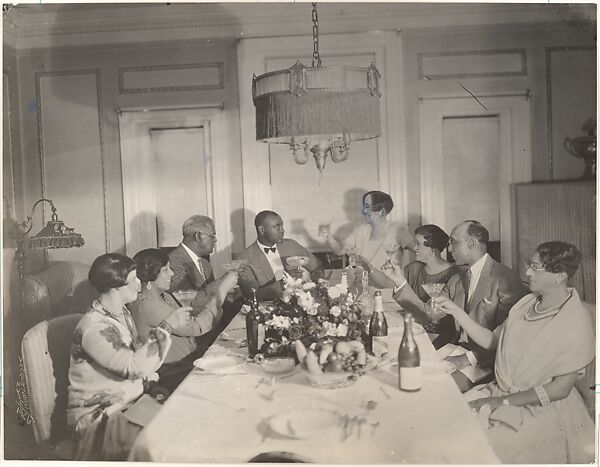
37, 71, 107, 265
237, 32, 407, 248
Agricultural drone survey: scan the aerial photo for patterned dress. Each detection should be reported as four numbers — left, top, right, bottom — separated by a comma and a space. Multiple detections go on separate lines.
67, 299, 172, 457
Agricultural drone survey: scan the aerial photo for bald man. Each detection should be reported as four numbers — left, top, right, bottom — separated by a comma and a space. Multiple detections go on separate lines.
236, 210, 323, 301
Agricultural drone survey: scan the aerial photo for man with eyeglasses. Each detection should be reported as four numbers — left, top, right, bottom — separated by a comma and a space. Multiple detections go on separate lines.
168, 215, 241, 356
236, 210, 323, 301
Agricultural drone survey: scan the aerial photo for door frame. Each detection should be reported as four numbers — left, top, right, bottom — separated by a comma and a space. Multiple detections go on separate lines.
419, 93, 532, 267
118, 104, 232, 273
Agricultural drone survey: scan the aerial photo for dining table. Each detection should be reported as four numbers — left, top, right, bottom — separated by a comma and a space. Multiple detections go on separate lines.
129, 289, 500, 464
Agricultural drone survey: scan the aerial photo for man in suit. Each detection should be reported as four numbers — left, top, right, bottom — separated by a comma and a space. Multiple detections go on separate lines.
236, 210, 323, 301
441, 220, 526, 391
385, 220, 525, 392
168, 215, 240, 356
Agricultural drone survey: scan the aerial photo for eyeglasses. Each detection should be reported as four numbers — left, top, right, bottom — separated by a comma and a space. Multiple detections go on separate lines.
196, 231, 217, 240
525, 259, 545, 272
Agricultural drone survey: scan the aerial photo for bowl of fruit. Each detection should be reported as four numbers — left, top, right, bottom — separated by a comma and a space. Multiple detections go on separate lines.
295, 339, 368, 389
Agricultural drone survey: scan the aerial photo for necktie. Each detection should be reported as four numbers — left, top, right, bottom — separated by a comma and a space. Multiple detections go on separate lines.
464, 269, 472, 308
264, 247, 276, 254
197, 258, 206, 282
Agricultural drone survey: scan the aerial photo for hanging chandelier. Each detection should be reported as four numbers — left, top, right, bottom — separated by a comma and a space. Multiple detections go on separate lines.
252, 2, 382, 176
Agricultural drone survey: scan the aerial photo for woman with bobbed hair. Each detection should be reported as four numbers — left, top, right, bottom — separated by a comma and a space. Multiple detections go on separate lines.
129, 248, 226, 390
359, 224, 458, 326
327, 190, 413, 285
67, 253, 189, 460
432, 241, 594, 463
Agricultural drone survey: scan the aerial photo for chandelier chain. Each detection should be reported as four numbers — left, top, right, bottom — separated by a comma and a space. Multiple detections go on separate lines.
312, 2, 322, 68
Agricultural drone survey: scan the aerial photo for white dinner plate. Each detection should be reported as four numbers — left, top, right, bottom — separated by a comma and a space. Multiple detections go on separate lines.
269, 409, 340, 439
193, 354, 246, 373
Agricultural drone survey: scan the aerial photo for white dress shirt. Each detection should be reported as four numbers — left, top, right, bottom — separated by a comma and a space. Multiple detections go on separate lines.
257, 240, 285, 281
466, 253, 488, 306
459, 253, 489, 358
181, 242, 205, 280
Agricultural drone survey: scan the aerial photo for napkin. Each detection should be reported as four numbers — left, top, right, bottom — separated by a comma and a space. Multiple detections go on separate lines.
488, 406, 524, 431
122, 394, 162, 427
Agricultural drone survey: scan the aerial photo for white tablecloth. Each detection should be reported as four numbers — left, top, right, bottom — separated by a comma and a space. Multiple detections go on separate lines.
129, 303, 500, 463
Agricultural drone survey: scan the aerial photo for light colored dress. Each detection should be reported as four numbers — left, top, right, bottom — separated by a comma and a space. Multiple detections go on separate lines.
465, 289, 594, 464
344, 221, 413, 270
67, 300, 172, 459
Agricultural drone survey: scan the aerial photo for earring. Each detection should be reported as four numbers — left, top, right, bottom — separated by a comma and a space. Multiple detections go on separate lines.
146, 282, 152, 290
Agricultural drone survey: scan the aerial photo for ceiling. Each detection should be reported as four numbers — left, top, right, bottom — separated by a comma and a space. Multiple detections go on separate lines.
3, 2, 596, 50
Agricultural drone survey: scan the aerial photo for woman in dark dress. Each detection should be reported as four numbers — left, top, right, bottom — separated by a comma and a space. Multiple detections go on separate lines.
361, 224, 459, 328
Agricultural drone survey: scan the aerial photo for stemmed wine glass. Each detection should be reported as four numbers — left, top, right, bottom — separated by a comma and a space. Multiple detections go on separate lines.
384, 242, 400, 264
285, 256, 309, 280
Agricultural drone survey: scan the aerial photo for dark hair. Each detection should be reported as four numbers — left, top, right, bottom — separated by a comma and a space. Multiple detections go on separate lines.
133, 248, 169, 283
415, 224, 449, 252
536, 241, 581, 279
88, 253, 136, 294
464, 220, 489, 246
363, 191, 394, 215
254, 210, 280, 229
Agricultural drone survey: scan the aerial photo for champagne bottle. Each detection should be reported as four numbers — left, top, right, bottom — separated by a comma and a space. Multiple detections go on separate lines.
398, 312, 421, 392
246, 288, 261, 357
368, 291, 388, 354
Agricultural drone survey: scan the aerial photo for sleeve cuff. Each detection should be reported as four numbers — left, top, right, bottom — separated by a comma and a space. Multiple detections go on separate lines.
393, 279, 408, 295
465, 350, 478, 367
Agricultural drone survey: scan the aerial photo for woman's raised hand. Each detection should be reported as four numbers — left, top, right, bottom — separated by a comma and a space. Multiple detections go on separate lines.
381, 261, 406, 287
165, 306, 193, 329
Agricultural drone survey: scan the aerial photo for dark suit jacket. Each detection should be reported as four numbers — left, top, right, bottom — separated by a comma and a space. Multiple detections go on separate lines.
168, 244, 215, 292
235, 239, 323, 301
437, 255, 526, 364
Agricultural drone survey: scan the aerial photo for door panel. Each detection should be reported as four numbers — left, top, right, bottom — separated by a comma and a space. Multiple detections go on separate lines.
442, 116, 501, 240
149, 127, 207, 247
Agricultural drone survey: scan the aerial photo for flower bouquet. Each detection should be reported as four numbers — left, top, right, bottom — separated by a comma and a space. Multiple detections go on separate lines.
255, 274, 370, 383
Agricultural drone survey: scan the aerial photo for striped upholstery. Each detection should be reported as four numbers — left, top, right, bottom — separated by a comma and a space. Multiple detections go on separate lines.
21, 314, 82, 446
23, 262, 96, 327
575, 302, 595, 417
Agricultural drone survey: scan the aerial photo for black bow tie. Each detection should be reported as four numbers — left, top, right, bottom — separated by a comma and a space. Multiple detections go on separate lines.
264, 247, 276, 254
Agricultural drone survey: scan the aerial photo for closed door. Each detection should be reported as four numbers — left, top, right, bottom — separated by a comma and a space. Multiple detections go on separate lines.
149, 127, 208, 247
442, 115, 501, 256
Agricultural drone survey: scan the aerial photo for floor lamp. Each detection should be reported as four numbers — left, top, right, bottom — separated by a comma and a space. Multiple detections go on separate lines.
13, 198, 85, 313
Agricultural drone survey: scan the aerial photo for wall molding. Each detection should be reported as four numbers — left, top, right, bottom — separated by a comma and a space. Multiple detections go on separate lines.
418, 48, 527, 80
118, 62, 224, 94
544, 45, 596, 180
34, 69, 110, 253
419, 93, 532, 267
2, 71, 17, 217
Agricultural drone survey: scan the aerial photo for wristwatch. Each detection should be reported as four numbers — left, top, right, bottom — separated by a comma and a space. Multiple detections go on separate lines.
502, 398, 510, 406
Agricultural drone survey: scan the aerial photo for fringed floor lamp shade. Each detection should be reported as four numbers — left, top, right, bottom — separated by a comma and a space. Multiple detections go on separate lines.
13, 198, 85, 312
252, 3, 382, 179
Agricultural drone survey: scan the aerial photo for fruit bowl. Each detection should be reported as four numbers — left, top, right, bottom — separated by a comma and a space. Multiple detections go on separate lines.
258, 357, 297, 375
302, 368, 359, 389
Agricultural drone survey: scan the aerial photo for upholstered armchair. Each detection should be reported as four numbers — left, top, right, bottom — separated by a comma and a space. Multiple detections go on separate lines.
21, 314, 83, 459
22, 261, 97, 329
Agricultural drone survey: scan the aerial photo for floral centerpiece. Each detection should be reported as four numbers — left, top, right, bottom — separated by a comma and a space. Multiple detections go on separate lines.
256, 274, 368, 374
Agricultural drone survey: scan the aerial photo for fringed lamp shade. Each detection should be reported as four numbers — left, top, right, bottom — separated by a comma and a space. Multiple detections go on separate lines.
252, 61, 382, 174
29, 218, 85, 250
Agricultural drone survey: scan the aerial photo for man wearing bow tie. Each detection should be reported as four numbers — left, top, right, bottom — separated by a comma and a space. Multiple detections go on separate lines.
236, 210, 323, 301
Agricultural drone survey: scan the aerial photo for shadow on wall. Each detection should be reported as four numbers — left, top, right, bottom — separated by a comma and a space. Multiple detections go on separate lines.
230, 208, 252, 255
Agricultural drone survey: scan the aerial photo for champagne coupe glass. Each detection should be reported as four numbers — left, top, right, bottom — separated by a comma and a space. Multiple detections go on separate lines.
285, 256, 309, 280
222, 259, 248, 273
421, 282, 446, 321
